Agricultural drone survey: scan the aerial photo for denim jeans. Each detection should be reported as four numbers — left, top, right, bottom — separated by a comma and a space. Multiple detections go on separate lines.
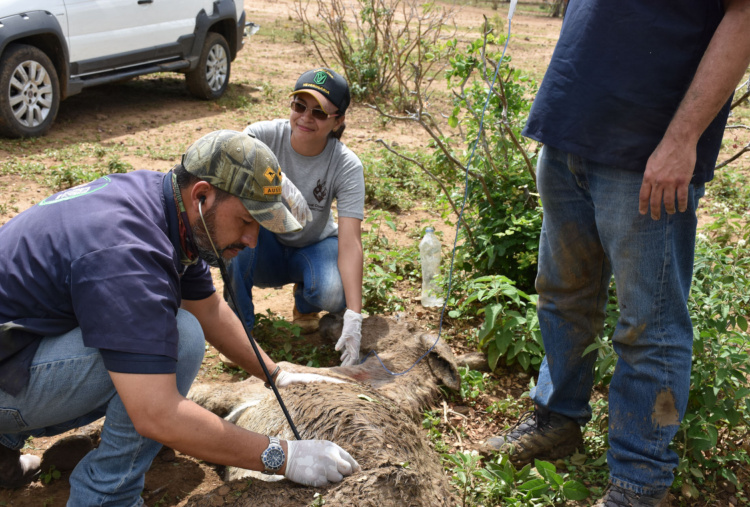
226, 227, 346, 330
0, 309, 205, 507
530, 145, 702, 495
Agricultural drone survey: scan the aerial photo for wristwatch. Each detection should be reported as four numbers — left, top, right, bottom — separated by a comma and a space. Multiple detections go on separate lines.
261, 436, 285, 474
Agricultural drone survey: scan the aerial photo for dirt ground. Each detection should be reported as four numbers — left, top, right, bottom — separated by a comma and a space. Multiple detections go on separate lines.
0, 1, 747, 506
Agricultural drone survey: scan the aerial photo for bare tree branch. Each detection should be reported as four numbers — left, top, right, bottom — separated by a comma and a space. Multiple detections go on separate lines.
731, 90, 750, 110
716, 141, 750, 170
375, 139, 475, 247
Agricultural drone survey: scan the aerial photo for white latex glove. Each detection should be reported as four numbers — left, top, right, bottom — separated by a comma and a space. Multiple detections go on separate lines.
335, 309, 363, 366
285, 440, 360, 487
275, 370, 346, 387
281, 172, 313, 227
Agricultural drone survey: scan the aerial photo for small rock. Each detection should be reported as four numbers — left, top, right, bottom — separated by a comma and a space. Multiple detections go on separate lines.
217, 486, 231, 496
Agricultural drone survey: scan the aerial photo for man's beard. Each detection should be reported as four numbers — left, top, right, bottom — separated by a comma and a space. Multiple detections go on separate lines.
191, 206, 245, 268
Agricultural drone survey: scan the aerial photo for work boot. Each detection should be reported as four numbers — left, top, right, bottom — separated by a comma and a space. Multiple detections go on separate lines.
0, 445, 41, 489
593, 482, 669, 507
483, 408, 583, 465
292, 285, 319, 334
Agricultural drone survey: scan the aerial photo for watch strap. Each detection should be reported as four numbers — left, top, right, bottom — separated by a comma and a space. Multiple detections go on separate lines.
264, 365, 281, 389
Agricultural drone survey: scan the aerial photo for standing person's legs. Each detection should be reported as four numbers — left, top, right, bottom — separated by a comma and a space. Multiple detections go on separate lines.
485, 145, 609, 462
488, 145, 697, 496
532, 147, 613, 422
589, 166, 700, 496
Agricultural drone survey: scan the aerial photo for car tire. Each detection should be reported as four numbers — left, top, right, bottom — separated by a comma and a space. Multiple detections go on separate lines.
186, 32, 231, 100
0, 44, 60, 138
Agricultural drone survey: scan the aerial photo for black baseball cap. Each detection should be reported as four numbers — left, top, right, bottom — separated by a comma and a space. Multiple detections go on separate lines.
290, 68, 351, 115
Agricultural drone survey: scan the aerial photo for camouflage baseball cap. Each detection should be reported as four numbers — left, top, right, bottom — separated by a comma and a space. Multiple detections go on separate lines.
182, 130, 302, 234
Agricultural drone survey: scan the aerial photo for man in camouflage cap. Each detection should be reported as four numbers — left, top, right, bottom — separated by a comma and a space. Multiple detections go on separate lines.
0, 130, 359, 503
182, 129, 302, 235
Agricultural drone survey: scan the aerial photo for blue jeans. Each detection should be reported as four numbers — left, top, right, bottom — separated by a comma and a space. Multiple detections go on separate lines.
226, 227, 346, 330
0, 310, 205, 507
530, 146, 702, 495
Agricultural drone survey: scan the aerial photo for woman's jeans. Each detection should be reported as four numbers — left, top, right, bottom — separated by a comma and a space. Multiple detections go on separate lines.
226, 227, 346, 330
530, 146, 702, 495
0, 309, 205, 507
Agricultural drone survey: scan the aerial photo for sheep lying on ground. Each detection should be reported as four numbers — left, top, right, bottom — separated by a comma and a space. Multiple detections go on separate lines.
186, 314, 460, 506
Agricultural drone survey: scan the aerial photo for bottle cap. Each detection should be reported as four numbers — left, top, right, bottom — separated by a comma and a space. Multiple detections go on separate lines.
425, 227, 434, 233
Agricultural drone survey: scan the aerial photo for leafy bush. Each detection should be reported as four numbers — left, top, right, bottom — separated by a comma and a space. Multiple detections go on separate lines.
448, 275, 543, 372
672, 230, 750, 498
443, 36, 541, 292
444, 452, 589, 506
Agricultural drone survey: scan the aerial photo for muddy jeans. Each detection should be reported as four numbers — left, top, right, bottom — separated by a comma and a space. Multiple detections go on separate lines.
226, 226, 346, 330
530, 145, 703, 496
0, 309, 205, 507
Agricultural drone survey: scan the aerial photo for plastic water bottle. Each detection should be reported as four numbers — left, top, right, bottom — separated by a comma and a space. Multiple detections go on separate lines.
420, 227, 444, 308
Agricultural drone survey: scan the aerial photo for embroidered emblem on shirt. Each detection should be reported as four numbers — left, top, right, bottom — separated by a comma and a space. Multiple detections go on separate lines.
39, 177, 111, 205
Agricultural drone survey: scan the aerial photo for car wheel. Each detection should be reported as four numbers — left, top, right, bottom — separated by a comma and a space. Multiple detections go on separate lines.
186, 32, 230, 100
0, 44, 60, 138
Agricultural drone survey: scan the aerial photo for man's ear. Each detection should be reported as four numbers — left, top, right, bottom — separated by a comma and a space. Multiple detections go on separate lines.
190, 180, 213, 211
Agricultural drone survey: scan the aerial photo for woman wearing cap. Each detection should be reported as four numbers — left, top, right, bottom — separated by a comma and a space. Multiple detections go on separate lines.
227, 68, 365, 367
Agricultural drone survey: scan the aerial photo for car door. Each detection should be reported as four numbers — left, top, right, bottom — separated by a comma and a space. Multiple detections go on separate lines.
62, 0, 217, 70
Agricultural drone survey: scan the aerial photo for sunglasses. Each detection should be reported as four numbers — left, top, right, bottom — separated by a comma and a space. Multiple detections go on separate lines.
290, 100, 339, 121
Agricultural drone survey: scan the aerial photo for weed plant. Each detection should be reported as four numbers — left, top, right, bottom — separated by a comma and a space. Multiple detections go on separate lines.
360, 148, 435, 210
252, 310, 338, 367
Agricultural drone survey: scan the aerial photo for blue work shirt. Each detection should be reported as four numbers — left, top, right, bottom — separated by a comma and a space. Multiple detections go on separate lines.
523, 0, 730, 184
0, 170, 214, 395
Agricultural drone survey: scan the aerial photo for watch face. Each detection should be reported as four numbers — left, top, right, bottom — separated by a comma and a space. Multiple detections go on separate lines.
262, 446, 285, 471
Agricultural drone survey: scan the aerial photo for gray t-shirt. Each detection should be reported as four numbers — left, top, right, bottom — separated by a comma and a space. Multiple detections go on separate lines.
243, 119, 365, 248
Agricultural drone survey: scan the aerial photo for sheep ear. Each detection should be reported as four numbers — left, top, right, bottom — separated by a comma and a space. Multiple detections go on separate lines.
421, 333, 461, 392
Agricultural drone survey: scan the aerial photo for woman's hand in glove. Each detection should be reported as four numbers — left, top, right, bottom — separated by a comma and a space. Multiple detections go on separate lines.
335, 309, 363, 366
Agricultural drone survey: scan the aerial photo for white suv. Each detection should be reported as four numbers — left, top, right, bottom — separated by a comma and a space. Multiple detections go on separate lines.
0, 0, 247, 138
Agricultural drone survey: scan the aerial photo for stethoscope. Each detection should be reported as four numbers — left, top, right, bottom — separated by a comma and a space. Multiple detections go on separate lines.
198, 198, 301, 440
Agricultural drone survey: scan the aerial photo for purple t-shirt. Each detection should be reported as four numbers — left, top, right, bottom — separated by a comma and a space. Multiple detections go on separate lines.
0, 170, 214, 395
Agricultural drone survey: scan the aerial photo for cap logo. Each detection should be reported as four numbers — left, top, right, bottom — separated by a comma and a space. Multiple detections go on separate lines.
264, 185, 282, 195
314, 71, 328, 85
264, 167, 280, 183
